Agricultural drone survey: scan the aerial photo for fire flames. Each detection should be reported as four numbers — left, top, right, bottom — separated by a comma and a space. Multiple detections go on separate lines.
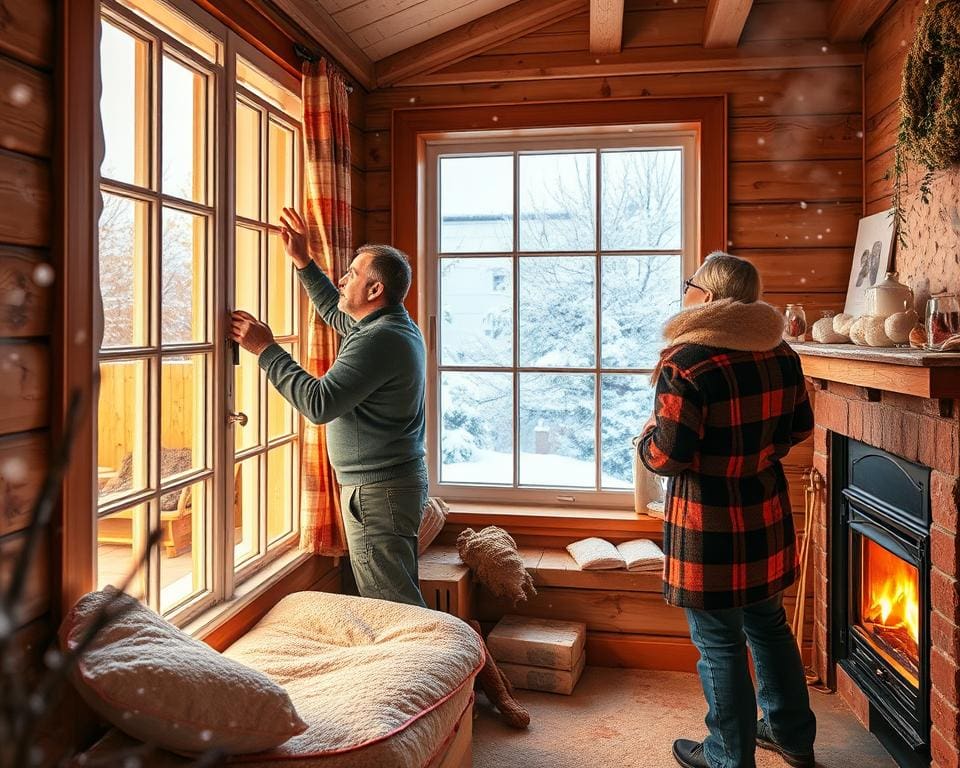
862, 540, 920, 650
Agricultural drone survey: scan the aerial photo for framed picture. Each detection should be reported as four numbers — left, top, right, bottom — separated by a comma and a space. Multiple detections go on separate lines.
843, 209, 896, 317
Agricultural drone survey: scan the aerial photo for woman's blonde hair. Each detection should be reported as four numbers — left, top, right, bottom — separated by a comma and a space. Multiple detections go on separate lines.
695, 251, 762, 303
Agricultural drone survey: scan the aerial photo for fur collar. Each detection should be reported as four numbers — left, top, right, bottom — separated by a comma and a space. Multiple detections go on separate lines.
662, 299, 785, 353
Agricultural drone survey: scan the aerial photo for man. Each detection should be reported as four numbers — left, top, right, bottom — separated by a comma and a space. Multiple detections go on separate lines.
230, 207, 427, 607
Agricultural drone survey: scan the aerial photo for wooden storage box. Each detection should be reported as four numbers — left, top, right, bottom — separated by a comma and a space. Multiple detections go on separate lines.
487, 614, 586, 671
418, 550, 473, 619
498, 650, 586, 695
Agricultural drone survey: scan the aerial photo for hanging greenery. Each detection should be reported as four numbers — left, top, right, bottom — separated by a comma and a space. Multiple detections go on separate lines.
891, 0, 960, 248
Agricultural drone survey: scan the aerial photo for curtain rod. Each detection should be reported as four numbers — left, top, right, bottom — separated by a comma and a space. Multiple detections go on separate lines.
294, 43, 356, 93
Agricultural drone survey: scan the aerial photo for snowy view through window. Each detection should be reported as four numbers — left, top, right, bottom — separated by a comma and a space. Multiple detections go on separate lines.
436, 147, 684, 493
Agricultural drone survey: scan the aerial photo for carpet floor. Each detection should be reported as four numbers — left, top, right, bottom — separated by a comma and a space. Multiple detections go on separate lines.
473, 667, 896, 768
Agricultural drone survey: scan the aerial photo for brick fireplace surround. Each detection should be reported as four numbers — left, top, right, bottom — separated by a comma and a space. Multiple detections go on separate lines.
809, 374, 960, 768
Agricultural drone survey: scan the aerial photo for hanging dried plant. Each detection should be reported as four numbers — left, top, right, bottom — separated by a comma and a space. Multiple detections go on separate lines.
890, 0, 960, 248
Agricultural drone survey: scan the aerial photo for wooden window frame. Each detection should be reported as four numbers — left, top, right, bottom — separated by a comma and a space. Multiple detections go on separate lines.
424, 131, 698, 509
393, 98, 727, 514
59, 0, 306, 625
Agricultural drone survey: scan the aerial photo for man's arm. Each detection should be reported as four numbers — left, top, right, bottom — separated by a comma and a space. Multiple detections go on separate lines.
280, 207, 354, 336
296, 262, 354, 337
257, 335, 387, 425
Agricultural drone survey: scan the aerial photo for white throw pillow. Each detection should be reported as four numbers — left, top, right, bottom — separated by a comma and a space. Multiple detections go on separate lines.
59, 587, 307, 755
418, 496, 448, 555
566, 537, 625, 570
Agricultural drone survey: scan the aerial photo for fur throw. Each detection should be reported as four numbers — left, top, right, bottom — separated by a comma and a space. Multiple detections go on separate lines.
456, 526, 536, 605
662, 299, 785, 352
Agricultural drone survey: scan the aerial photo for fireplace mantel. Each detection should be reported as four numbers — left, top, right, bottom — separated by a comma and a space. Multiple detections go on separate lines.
792, 343, 960, 400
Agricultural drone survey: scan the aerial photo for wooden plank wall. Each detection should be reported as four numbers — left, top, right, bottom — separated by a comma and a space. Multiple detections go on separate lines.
864, 0, 960, 309
364, 0, 862, 320
0, 0, 55, 658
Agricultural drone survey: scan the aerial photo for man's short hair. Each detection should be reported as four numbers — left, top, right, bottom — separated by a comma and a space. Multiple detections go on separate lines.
359, 244, 412, 305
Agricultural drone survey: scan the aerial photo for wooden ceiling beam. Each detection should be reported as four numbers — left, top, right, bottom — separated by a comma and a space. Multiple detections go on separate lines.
590, 0, 624, 55
828, 0, 894, 43
375, 0, 587, 88
391, 39, 863, 87
703, 0, 754, 49
268, 0, 376, 90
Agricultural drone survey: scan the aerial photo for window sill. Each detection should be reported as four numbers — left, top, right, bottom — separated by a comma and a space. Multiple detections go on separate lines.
181, 549, 318, 644
445, 502, 663, 537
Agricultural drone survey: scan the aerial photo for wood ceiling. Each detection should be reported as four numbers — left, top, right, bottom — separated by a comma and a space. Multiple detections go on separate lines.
269, 0, 895, 90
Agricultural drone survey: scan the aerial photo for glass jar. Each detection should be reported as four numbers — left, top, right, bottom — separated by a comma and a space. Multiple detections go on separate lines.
784, 303, 807, 341
925, 294, 960, 350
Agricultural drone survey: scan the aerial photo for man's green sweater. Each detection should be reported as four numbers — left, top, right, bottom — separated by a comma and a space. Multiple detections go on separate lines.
257, 262, 426, 486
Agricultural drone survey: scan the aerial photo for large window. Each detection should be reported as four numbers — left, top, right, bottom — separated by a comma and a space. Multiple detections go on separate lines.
425, 133, 697, 508
96, 0, 302, 620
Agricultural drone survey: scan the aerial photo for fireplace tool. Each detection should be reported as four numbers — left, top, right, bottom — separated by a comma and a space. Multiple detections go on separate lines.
792, 467, 822, 654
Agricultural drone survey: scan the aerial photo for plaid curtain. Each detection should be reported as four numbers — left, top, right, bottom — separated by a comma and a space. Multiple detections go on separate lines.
298, 60, 352, 556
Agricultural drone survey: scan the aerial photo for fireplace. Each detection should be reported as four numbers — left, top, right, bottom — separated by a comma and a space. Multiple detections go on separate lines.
832, 436, 931, 768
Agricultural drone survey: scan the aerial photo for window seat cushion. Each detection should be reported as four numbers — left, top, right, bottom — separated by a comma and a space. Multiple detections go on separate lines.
71, 591, 485, 767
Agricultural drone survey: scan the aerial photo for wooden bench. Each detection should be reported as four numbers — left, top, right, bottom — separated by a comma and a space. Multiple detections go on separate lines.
419, 544, 699, 672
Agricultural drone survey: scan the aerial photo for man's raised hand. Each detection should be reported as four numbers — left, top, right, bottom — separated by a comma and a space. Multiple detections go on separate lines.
279, 207, 310, 269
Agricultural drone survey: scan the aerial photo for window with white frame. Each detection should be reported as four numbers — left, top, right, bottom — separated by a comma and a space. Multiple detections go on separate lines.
425, 132, 698, 508
96, 0, 302, 621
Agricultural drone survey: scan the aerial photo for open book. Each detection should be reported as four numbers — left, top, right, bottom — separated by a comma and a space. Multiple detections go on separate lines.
565, 537, 664, 572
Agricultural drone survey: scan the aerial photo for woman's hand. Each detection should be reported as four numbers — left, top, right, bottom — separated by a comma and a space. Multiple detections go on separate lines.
279, 207, 311, 269
230, 310, 276, 356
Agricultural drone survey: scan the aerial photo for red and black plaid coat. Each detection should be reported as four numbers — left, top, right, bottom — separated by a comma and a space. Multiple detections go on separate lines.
639, 340, 813, 610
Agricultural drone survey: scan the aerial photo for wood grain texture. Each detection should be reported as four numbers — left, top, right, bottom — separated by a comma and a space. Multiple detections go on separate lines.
828, 0, 895, 42
0, 0, 54, 69
799, 352, 960, 399
376, 0, 587, 86
0, 247, 52, 337
365, 67, 862, 122
730, 114, 862, 162
590, 0, 625, 54
0, 55, 53, 158
730, 159, 861, 203
365, 170, 391, 212
729, 201, 861, 249
0, 151, 50, 247
0, 530, 50, 625
738, 248, 852, 293
403, 40, 861, 86
363, 129, 391, 171
586, 631, 699, 671
703, 0, 754, 48
268, 0, 376, 88
475, 584, 691, 634
345, 0, 528, 61
741, 0, 829, 42
0, 342, 48, 434
0, 431, 47, 538
864, 147, 894, 204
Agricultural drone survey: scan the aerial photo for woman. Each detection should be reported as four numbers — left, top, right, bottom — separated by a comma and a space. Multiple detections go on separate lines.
638, 252, 816, 768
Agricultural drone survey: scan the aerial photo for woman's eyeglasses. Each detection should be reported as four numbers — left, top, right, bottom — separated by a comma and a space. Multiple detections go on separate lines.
683, 278, 705, 295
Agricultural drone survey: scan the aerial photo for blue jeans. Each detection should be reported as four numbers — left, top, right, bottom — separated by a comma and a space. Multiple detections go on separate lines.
685, 592, 816, 768
339, 472, 427, 608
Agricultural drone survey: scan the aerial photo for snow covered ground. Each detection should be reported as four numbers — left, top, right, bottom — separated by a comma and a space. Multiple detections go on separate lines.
441, 448, 630, 489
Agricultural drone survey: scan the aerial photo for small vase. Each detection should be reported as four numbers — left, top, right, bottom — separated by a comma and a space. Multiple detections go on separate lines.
784, 303, 807, 342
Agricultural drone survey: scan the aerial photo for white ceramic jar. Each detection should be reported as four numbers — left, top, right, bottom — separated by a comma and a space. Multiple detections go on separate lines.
866, 271, 914, 318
